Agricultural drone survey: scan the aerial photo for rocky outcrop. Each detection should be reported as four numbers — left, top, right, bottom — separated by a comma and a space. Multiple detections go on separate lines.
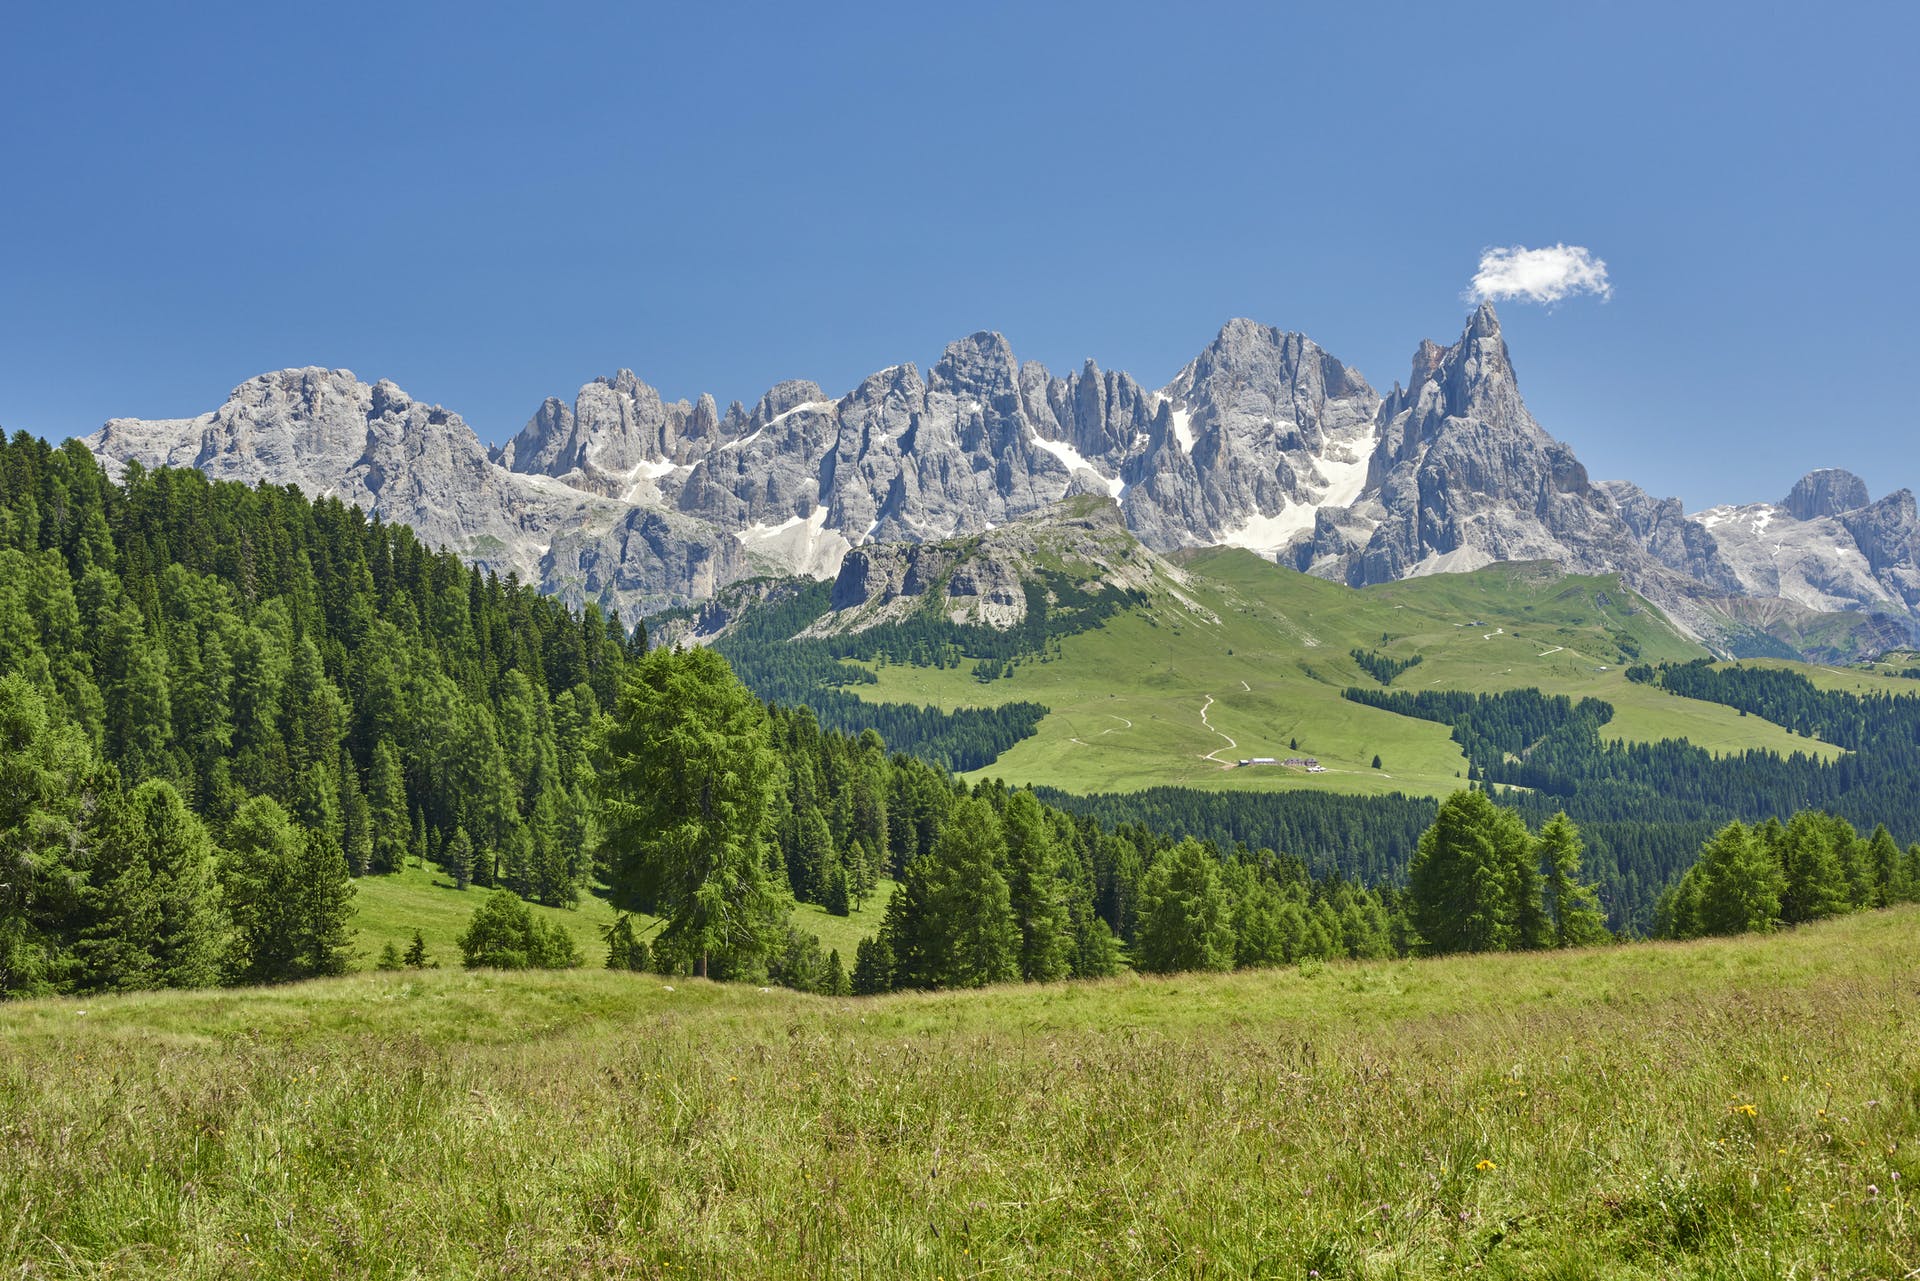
811, 497, 1162, 636
1783, 469, 1872, 522
1293, 305, 1648, 591
1840, 490, 1920, 609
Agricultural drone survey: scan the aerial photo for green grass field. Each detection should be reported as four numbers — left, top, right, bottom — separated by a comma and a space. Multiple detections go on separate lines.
348, 862, 888, 974
850, 554, 1843, 797
4, 908, 1916, 1277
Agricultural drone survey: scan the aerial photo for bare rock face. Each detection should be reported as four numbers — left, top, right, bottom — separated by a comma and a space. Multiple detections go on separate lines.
1783, 469, 1872, 522
1294, 305, 1643, 589
79, 312, 1918, 650
84, 367, 740, 616
1841, 490, 1920, 609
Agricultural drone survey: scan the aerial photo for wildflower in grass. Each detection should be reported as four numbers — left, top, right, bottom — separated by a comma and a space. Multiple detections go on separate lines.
1476, 1159, 1498, 1172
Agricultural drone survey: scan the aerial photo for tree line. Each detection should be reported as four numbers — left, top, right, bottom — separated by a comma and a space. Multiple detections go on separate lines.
1657, 811, 1920, 938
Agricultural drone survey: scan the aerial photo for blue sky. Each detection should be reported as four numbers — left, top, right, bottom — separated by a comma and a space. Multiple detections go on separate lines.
2, 1, 1914, 509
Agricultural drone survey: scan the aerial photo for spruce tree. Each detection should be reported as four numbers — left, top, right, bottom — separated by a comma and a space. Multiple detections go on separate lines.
603, 914, 653, 971
851, 932, 893, 994
1227, 866, 1289, 968
919, 797, 1020, 988
825, 947, 850, 997
1661, 821, 1784, 938
403, 929, 432, 968
367, 738, 409, 874
821, 861, 852, 916
99, 603, 174, 784
445, 826, 474, 890
1864, 824, 1903, 907
1774, 811, 1852, 924
339, 750, 373, 878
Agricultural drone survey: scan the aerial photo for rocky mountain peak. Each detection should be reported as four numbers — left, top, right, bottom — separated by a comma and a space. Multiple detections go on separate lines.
78, 312, 1919, 654
1783, 469, 1871, 522
750, 380, 830, 425
929, 332, 1020, 401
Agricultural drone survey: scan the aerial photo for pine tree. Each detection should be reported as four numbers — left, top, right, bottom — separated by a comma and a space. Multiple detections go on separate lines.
220, 796, 354, 983
593, 646, 787, 980
1133, 839, 1236, 974
376, 941, 403, 971
1537, 812, 1609, 948
825, 947, 851, 997
1002, 790, 1074, 983
367, 738, 409, 874
403, 929, 432, 968
851, 932, 893, 995
445, 826, 474, 890
73, 779, 224, 992
339, 750, 373, 877
0, 674, 107, 997
1408, 790, 1521, 954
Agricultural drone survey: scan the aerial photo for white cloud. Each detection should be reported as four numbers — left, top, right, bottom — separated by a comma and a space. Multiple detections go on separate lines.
1468, 244, 1612, 305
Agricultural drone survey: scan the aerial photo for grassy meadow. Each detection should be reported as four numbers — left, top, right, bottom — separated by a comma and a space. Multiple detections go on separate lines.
849, 554, 1843, 797
348, 862, 890, 974
4, 907, 1917, 1277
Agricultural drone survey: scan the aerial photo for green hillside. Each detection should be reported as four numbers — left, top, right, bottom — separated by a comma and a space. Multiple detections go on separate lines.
844, 552, 1841, 796
5, 907, 1915, 1278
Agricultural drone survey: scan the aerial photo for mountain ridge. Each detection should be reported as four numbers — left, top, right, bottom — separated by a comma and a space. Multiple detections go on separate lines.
76, 307, 1920, 655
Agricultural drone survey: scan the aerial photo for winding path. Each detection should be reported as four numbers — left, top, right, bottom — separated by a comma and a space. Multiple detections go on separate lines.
1198, 695, 1238, 766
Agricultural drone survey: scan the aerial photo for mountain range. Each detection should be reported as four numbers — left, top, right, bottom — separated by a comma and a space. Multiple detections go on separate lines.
78, 304, 1919, 656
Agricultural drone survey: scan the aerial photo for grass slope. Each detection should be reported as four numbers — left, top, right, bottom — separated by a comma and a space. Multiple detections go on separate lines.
4, 909, 1917, 1277
851, 554, 1842, 797
349, 862, 887, 973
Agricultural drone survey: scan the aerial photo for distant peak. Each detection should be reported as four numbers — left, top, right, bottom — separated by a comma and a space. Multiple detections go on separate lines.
1782, 468, 1871, 521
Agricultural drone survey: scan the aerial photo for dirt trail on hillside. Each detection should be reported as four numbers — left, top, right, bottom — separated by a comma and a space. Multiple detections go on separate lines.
1199, 695, 1237, 766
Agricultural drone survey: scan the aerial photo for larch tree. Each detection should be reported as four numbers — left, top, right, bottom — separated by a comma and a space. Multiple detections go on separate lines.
1132, 838, 1236, 974
592, 645, 787, 980
1537, 812, 1610, 948
0, 674, 104, 996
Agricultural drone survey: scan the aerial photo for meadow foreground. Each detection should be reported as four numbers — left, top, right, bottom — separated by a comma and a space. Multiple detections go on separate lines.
4, 908, 1918, 1278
